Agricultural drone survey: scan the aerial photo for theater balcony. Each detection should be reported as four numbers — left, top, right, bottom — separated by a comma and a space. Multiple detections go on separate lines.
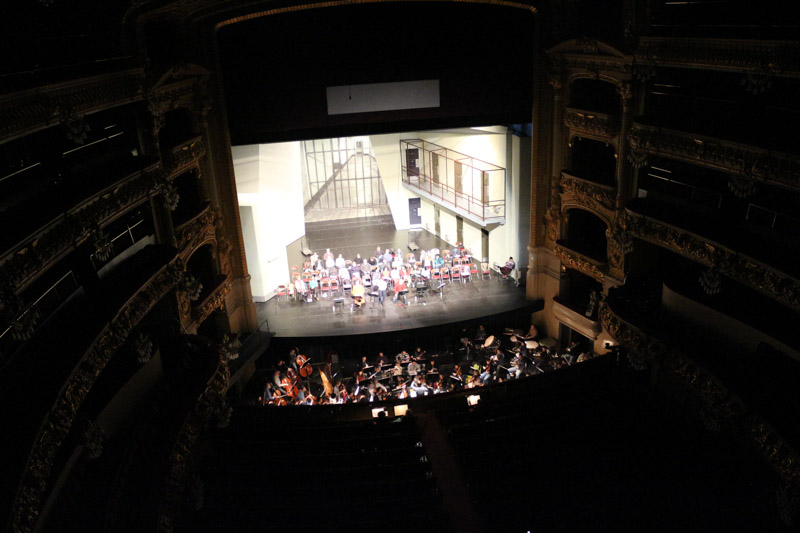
600, 291, 800, 506
0, 245, 184, 529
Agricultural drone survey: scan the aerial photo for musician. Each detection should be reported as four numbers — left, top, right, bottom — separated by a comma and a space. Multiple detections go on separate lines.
391, 361, 404, 380
413, 347, 426, 361
376, 277, 388, 305
294, 277, 308, 301
352, 280, 365, 308
433, 254, 444, 269
375, 352, 391, 367
525, 324, 539, 340
496, 257, 515, 279
368, 377, 388, 396
395, 350, 410, 364
474, 325, 487, 343
310, 251, 319, 265
324, 248, 335, 269
394, 278, 408, 305
358, 355, 371, 372
407, 359, 420, 379
450, 364, 464, 389
410, 375, 429, 397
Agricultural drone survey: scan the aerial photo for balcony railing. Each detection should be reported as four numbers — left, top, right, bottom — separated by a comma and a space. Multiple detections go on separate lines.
564, 107, 618, 139
163, 136, 205, 175
400, 139, 505, 225
553, 240, 609, 281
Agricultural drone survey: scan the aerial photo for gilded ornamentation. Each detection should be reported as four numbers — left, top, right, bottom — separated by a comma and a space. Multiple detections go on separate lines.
622, 208, 800, 311
635, 37, 800, 78
192, 279, 232, 323
616, 83, 633, 103
176, 205, 215, 257
553, 242, 606, 281
602, 300, 800, 487
163, 136, 206, 175
11, 257, 185, 532
0, 69, 145, 143
0, 165, 163, 295
564, 108, 617, 139
559, 172, 616, 221
627, 122, 800, 190
158, 353, 230, 533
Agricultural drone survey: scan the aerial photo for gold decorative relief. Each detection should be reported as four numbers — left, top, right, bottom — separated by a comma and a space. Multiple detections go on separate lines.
11, 257, 185, 532
553, 242, 606, 281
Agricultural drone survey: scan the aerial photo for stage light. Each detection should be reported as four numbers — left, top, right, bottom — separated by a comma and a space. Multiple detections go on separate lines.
394, 404, 409, 417
466, 394, 480, 406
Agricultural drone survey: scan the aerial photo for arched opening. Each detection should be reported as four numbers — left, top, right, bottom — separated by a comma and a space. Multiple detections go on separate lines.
172, 169, 206, 226
568, 78, 620, 115
186, 243, 218, 302
564, 208, 608, 262
569, 137, 617, 186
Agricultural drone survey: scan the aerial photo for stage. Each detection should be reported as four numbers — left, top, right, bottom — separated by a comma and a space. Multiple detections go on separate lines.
256, 272, 532, 337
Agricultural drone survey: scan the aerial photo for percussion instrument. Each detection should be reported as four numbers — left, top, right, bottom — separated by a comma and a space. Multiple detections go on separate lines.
483, 335, 495, 348
525, 340, 539, 350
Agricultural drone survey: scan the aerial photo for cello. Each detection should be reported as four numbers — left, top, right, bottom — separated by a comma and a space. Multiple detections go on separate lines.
296, 353, 313, 379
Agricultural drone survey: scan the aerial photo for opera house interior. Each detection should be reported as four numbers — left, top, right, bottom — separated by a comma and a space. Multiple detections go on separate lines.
2, 0, 800, 531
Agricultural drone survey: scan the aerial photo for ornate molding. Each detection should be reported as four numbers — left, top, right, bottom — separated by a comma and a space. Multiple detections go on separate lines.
553, 241, 607, 281
163, 136, 206, 176
158, 352, 229, 533
635, 37, 800, 78
627, 122, 800, 191
622, 208, 800, 312
11, 255, 185, 533
560, 171, 616, 222
0, 68, 146, 143
191, 277, 231, 324
176, 204, 215, 259
601, 300, 800, 485
0, 164, 164, 295
564, 107, 618, 139
599, 302, 665, 370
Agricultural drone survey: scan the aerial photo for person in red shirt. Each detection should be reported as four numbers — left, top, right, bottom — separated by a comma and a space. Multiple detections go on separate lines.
393, 278, 408, 306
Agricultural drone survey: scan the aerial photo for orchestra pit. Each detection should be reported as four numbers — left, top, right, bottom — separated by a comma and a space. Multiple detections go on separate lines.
3, 1, 800, 533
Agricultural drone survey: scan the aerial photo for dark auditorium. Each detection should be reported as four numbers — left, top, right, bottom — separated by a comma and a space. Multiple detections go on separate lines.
2, 1, 800, 532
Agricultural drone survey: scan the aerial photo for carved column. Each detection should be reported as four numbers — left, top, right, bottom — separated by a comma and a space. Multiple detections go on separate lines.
550, 77, 566, 208
544, 77, 565, 250
615, 83, 634, 210
150, 193, 177, 247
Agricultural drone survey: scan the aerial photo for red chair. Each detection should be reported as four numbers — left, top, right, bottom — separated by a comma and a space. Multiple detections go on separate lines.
432, 268, 441, 281
440, 267, 450, 283
470, 262, 479, 279
330, 278, 340, 293
320, 278, 331, 296
450, 266, 461, 283
276, 284, 288, 302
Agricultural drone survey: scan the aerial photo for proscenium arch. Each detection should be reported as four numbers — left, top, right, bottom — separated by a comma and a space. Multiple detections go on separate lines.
214, 0, 538, 30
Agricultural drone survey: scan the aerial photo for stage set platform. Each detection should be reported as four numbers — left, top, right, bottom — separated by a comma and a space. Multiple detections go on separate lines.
257, 215, 533, 338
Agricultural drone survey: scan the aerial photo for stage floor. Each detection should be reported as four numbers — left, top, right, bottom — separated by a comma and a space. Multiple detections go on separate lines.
262, 214, 532, 337
257, 274, 530, 337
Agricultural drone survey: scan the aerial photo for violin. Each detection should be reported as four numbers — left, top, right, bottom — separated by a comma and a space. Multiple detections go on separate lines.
296, 353, 313, 378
